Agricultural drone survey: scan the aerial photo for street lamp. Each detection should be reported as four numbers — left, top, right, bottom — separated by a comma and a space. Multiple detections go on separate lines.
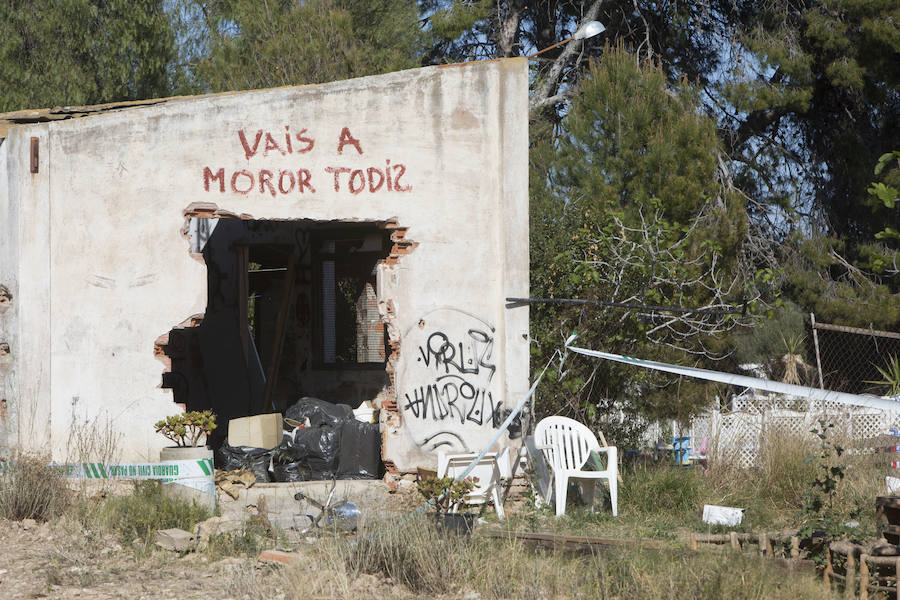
526, 21, 606, 58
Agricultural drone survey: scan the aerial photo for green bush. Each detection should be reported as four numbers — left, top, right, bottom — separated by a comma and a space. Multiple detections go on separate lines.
734, 302, 808, 366
205, 521, 271, 559
621, 464, 707, 514
341, 517, 467, 594
289, 519, 837, 600
81, 480, 211, 547
0, 454, 70, 522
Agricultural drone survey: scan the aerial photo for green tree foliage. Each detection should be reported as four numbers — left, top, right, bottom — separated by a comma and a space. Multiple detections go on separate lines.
181, 0, 421, 93
420, 0, 899, 331
868, 151, 900, 241
530, 48, 749, 444
0, 0, 175, 112
724, 0, 900, 243
777, 150, 900, 330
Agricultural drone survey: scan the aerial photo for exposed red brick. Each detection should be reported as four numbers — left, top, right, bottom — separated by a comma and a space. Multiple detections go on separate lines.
182, 202, 247, 221
383, 227, 418, 268
182, 201, 218, 217
258, 550, 301, 565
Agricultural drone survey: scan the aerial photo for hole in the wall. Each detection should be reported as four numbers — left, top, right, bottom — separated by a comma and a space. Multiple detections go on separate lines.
156, 208, 416, 455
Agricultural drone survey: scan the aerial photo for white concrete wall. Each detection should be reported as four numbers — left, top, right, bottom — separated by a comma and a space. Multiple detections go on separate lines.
0, 138, 15, 454
0, 59, 529, 470
1, 128, 53, 457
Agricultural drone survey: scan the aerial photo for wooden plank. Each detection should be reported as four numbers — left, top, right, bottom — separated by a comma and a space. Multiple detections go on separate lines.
813, 321, 900, 340
860, 555, 869, 600
877, 496, 900, 510
846, 552, 856, 600
863, 555, 900, 567
262, 252, 296, 413
477, 530, 667, 550
896, 557, 900, 600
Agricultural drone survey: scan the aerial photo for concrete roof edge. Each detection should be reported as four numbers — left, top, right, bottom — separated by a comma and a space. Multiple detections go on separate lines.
0, 58, 527, 140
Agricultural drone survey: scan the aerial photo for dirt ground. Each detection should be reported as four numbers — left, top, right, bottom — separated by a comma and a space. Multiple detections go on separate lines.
0, 518, 259, 600
0, 517, 425, 600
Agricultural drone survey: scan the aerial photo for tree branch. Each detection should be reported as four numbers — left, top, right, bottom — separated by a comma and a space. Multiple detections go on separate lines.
529, 0, 605, 113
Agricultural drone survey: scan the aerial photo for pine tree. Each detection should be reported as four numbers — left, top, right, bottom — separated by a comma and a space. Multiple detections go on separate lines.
180, 0, 422, 93
0, 0, 175, 112
530, 48, 749, 444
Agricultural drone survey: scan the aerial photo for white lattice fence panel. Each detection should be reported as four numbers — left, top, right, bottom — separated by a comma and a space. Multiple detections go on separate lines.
689, 403, 900, 469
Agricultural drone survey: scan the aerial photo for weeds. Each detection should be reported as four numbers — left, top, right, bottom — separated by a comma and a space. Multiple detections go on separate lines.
340, 517, 468, 594
0, 454, 69, 521
74, 480, 211, 549
250, 518, 837, 600
64, 411, 122, 495
205, 521, 272, 560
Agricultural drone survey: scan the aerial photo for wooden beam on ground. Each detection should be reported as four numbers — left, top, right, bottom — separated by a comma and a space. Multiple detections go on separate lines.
477, 530, 667, 551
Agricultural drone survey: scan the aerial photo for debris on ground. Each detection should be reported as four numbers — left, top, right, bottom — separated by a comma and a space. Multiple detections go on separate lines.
258, 549, 301, 565
156, 528, 195, 552
215, 469, 258, 499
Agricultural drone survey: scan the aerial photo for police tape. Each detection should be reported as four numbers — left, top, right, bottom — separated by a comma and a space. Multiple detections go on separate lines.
63, 458, 214, 482
0, 458, 213, 483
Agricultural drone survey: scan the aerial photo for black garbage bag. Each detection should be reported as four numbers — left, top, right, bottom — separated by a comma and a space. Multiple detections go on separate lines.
271, 461, 311, 482
285, 397, 353, 429
337, 420, 381, 479
273, 426, 341, 480
215, 442, 270, 482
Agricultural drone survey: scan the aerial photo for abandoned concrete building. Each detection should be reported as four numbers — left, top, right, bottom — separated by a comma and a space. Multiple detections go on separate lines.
0, 58, 529, 474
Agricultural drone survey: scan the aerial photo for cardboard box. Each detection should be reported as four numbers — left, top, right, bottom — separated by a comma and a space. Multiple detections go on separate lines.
228, 413, 283, 449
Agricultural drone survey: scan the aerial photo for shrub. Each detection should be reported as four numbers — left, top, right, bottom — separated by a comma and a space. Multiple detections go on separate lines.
80, 480, 211, 547
0, 454, 69, 522
621, 464, 707, 514
258, 519, 837, 600
340, 517, 467, 594
205, 521, 271, 559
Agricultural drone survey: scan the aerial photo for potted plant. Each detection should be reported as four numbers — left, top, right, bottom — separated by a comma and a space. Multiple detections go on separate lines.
154, 410, 217, 510
155, 410, 217, 449
416, 475, 478, 535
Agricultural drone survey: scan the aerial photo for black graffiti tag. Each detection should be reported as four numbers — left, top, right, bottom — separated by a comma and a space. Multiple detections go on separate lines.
417, 329, 496, 381
405, 325, 520, 436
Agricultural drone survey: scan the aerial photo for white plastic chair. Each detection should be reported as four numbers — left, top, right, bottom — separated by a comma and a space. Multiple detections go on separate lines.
534, 416, 618, 517
436, 448, 509, 519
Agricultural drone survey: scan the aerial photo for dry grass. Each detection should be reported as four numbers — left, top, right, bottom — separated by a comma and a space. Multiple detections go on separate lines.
705, 426, 819, 527
64, 412, 122, 495
232, 516, 838, 600
71, 480, 212, 551
0, 453, 70, 521
704, 424, 886, 532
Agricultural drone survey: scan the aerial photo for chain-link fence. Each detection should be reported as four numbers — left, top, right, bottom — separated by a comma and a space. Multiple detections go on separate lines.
810, 317, 900, 395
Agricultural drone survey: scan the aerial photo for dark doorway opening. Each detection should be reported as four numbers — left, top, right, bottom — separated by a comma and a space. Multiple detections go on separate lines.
160, 219, 391, 446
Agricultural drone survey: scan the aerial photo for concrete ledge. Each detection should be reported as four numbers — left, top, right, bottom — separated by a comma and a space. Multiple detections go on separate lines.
218, 479, 396, 524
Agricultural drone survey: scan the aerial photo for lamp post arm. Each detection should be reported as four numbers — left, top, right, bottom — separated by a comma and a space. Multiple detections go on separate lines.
526, 37, 573, 59
529, 0, 605, 113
